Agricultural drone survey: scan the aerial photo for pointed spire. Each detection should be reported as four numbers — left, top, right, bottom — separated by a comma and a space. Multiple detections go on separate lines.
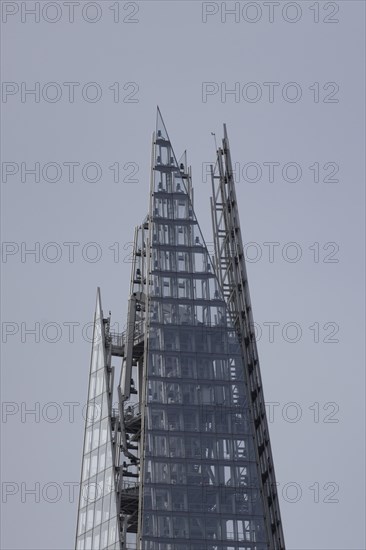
155, 107, 170, 144
177, 150, 187, 174
153, 108, 189, 196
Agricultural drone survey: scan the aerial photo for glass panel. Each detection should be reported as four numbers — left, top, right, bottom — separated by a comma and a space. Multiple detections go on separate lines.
106, 442, 113, 469
89, 448, 98, 479
91, 525, 100, 550
91, 422, 100, 451
94, 496, 103, 527
82, 454, 91, 482
108, 517, 118, 545
104, 468, 113, 496
86, 506, 94, 532
102, 493, 112, 523
97, 443, 107, 473
100, 522, 109, 548
84, 425, 93, 454
77, 509, 86, 536
99, 418, 108, 447
84, 530, 92, 550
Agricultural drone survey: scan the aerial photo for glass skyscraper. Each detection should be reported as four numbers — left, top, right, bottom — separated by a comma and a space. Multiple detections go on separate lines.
75, 110, 285, 550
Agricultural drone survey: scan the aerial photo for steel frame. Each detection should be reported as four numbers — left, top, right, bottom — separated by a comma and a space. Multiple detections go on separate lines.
210, 126, 285, 550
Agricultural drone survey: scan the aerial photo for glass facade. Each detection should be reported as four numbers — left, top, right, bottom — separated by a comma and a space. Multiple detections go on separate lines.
75, 111, 284, 550
139, 112, 268, 549
76, 290, 120, 550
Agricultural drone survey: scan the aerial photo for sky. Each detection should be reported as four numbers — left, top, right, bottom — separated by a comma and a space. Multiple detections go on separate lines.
1, 1, 365, 549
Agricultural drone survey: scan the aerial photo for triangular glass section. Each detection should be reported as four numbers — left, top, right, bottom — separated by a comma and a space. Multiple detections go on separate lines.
76, 289, 120, 550
140, 111, 268, 549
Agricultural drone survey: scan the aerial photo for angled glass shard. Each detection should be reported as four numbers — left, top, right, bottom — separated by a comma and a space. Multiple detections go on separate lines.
139, 111, 268, 549
75, 289, 120, 550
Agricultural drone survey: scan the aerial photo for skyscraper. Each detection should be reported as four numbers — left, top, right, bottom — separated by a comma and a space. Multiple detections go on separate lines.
75, 109, 285, 550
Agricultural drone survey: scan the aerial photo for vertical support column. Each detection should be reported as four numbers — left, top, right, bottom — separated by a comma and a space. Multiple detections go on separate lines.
210, 127, 286, 550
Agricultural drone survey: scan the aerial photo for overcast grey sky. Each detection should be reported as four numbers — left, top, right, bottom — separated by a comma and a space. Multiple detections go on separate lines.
1, 1, 365, 549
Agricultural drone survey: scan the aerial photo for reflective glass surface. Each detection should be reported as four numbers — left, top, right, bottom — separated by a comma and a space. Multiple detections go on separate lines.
76, 290, 120, 550
140, 112, 268, 550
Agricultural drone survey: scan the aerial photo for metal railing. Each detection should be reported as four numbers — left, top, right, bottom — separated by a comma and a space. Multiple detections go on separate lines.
108, 319, 144, 348
124, 402, 140, 419
110, 331, 125, 348
121, 479, 139, 491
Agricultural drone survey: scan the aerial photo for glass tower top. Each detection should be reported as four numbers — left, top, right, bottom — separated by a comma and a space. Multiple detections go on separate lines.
75, 110, 285, 550
140, 110, 268, 548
